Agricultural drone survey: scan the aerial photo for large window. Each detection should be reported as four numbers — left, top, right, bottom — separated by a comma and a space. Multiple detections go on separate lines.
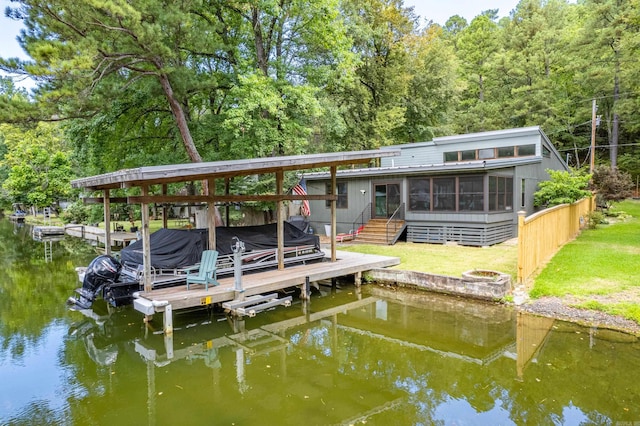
489, 176, 513, 211
409, 178, 430, 211
433, 178, 456, 211
458, 176, 484, 211
325, 182, 348, 209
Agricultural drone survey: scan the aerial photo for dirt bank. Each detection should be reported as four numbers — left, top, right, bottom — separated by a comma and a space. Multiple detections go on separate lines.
517, 296, 640, 336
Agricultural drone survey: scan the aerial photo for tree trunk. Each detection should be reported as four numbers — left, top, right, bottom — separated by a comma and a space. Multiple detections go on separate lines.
157, 72, 203, 164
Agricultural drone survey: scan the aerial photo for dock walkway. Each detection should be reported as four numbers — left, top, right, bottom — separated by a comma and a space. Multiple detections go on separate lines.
134, 249, 400, 333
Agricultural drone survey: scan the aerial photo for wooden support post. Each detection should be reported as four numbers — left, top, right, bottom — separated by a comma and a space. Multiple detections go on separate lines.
207, 178, 216, 250
300, 276, 310, 300
225, 177, 230, 227
142, 185, 152, 296
276, 171, 285, 270
163, 304, 173, 335
162, 184, 168, 229
354, 271, 362, 288
330, 166, 337, 262
104, 189, 111, 256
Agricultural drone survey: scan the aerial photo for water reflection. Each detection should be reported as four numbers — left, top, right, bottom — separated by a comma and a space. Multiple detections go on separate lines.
61, 288, 640, 425
1, 219, 639, 425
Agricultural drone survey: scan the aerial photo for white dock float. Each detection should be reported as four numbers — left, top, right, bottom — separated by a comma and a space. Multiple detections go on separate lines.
222, 293, 292, 317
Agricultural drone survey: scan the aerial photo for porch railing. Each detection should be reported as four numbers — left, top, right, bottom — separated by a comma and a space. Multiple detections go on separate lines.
351, 202, 372, 240
385, 202, 405, 244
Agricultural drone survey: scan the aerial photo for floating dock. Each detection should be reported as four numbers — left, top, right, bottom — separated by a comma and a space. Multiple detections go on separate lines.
64, 224, 138, 246
133, 249, 400, 333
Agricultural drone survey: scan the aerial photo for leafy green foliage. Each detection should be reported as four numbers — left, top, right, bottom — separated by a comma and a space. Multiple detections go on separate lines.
60, 200, 89, 224
0, 123, 74, 208
533, 169, 592, 207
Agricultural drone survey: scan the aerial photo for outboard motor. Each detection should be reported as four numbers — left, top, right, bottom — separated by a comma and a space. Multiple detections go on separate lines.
67, 255, 122, 310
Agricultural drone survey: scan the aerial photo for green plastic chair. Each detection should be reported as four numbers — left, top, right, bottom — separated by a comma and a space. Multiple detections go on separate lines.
186, 250, 219, 290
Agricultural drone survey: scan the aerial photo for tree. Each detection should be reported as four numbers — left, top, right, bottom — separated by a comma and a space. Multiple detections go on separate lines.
576, 0, 638, 169
0, 122, 73, 209
591, 164, 633, 204
453, 14, 503, 133
533, 169, 592, 207
319, 0, 419, 152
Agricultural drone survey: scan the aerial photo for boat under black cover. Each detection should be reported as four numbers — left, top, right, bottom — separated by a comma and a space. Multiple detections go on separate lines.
67, 222, 323, 309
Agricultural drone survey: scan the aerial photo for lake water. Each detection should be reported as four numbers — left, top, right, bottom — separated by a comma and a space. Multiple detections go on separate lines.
1, 219, 639, 425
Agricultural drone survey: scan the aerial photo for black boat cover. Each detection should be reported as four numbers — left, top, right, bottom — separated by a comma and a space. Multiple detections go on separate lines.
119, 222, 319, 269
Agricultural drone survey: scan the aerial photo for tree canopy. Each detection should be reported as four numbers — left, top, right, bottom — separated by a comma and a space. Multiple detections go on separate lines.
1, 0, 640, 209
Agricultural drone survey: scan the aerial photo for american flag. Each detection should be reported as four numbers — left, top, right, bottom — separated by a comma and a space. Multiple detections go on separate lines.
292, 179, 311, 216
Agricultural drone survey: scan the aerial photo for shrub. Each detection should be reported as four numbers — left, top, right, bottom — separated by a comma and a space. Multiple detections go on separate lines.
534, 169, 592, 208
60, 201, 89, 224
591, 165, 634, 205
586, 210, 606, 229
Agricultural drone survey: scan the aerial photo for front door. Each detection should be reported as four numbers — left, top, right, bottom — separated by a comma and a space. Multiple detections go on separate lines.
373, 182, 401, 218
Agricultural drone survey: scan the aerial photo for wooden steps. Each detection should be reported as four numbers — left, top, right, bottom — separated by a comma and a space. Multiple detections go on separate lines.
354, 219, 406, 245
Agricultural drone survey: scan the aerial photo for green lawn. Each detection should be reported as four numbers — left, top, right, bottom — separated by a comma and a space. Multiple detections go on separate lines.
338, 241, 518, 279
531, 199, 640, 322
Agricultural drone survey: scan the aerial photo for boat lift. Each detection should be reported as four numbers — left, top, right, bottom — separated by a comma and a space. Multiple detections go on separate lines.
222, 237, 292, 317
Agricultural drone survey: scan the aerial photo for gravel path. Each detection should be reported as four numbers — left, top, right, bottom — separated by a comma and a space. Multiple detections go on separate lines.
517, 296, 640, 336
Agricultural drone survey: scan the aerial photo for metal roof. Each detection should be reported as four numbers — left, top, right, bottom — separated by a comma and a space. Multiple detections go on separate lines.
304, 157, 542, 180
71, 149, 400, 191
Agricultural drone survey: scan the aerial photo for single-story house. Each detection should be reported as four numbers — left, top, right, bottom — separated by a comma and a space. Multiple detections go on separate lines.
303, 126, 569, 246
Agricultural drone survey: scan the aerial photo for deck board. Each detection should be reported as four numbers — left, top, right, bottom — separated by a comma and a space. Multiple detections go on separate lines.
136, 250, 399, 312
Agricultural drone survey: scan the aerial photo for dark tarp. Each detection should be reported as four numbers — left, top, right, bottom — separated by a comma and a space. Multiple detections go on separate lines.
120, 222, 319, 269
215, 221, 319, 255
120, 228, 208, 269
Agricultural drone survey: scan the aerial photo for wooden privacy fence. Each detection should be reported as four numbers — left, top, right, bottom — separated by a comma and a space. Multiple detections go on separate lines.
517, 196, 595, 285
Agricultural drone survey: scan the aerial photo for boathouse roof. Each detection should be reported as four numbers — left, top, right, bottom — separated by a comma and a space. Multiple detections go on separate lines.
71, 150, 400, 190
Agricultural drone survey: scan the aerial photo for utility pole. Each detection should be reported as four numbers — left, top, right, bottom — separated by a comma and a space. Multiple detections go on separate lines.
590, 99, 597, 173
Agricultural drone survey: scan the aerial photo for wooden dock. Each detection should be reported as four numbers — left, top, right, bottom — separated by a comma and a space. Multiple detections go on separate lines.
134, 249, 400, 333
64, 224, 139, 246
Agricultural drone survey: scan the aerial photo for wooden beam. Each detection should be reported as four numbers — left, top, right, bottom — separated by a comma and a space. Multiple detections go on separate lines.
276, 171, 284, 270
330, 166, 337, 262
162, 184, 168, 229
207, 178, 216, 250
141, 185, 152, 293
127, 194, 336, 204
104, 189, 111, 256
82, 197, 128, 204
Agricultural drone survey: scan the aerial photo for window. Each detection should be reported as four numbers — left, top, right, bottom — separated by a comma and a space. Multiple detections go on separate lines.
521, 179, 526, 208
517, 144, 535, 156
478, 148, 495, 160
542, 145, 551, 158
461, 150, 476, 161
497, 146, 515, 158
433, 177, 456, 211
444, 151, 458, 162
325, 182, 348, 208
489, 176, 513, 211
409, 178, 430, 211
458, 176, 484, 211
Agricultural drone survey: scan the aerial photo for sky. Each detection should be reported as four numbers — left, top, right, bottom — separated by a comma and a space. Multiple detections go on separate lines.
403, 0, 521, 26
0, 0, 523, 89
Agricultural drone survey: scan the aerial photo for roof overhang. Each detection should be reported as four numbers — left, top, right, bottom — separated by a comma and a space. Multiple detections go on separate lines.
71, 149, 401, 191
304, 157, 541, 180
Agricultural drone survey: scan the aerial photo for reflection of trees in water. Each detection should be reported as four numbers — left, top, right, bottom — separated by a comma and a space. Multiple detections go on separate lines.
0, 219, 96, 361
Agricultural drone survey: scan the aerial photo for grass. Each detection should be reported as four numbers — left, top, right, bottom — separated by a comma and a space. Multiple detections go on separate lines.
530, 199, 640, 323
338, 241, 518, 281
